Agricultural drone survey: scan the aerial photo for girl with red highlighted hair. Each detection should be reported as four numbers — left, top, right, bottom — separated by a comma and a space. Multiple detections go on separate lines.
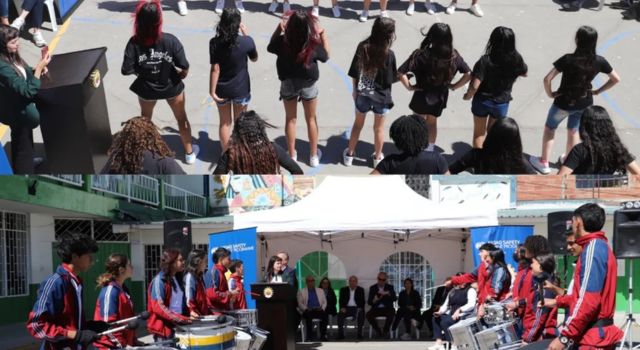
122, 0, 200, 166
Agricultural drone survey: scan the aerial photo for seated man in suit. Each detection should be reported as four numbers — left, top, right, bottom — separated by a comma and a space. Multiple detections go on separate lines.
337, 275, 365, 340
366, 272, 397, 338
297, 275, 328, 341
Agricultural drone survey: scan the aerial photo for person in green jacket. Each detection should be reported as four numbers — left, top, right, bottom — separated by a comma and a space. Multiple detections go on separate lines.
0, 25, 50, 173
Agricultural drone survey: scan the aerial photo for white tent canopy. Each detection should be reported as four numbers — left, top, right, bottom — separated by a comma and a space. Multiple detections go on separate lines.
232, 176, 498, 233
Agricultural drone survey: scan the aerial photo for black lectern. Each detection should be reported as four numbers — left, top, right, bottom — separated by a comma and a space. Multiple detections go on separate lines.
37, 47, 112, 173
251, 283, 297, 350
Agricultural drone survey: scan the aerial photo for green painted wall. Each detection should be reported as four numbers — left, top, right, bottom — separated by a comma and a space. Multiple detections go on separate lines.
0, 284, 38, 325
296, 251, 347, 313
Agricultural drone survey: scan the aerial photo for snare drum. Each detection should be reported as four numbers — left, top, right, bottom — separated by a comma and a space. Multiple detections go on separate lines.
449, 317, 483, 350
229, 309, 257, 328
484, 304, 509, 326
248, 326, 269, 350
235, 330, 253, 350
176, 319, 236, 350
474, 321, 519, 350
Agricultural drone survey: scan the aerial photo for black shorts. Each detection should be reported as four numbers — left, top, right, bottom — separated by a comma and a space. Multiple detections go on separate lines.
130, 79, 185, 101
408, 90, 448, 117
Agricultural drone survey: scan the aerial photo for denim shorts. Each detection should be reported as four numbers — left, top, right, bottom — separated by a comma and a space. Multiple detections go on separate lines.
545, 104, 584, 130
354, 95, 389, 115
280, 79, 318, 101
471, 96, 509, 119
216, 94, 251, 107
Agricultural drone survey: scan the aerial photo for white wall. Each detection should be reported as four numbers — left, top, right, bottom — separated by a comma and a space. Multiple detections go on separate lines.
29, 214, 55, 284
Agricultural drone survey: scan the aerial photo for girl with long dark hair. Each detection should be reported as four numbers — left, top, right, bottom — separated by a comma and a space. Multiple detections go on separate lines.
450, 117, 535, 174
104, 116, 185, 174
94, 254, 136, 350
522, 253, 558, 343
464, 26, 528, 148
559, 106, 639, 175
0, 25, 50, 173
484, 249, 511, 303
147, 248, 190, 342
210, 9, 258, 154
265, 255, 283, 283
372, 114, 449, 175
398, 23, 471, 152
344, 17, 397, 168
267, 11, 330, 168
122, 0, 199, 166
184, 249, 211, 318
530, 26, 620, 174
214, 111, 303, 174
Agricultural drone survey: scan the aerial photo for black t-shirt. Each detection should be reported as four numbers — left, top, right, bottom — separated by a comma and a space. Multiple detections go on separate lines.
348, 42, 398, 106
398, 49, 470, 93
375, 150, 449, 175
102, 151, 186, 174
553, 54, 613, 110
473, 54, 528, 103
209, 35, 258, 99
563, 143, 635, 174
267, 35, 329, 82
449, 149, 536, 175
214, 142, 303, 175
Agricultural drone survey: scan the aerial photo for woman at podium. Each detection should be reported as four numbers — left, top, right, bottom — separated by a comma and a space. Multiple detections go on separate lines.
0, 25, 50, 174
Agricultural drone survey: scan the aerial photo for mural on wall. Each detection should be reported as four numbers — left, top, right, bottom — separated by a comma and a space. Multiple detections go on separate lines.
210, 176, 316, 214
429, 175, 515, 209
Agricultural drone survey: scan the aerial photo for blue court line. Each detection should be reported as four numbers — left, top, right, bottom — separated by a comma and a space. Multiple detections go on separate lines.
596, 29, 640, 129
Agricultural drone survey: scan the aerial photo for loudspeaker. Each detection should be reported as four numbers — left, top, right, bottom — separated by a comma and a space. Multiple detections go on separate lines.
163, 220, 192, 259
548, 211, 574, 255
614, 209, 640, 259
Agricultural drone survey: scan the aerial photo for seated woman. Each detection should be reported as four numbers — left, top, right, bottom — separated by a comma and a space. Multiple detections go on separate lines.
371, 114, 449, 175
319, 277, 337, 319
214, 111, 303, 175
393, 278, 423, 340
104, 116, 185, 174
558, 106, 640, 175
450, 117, 535, 174
429, 279, 477, 350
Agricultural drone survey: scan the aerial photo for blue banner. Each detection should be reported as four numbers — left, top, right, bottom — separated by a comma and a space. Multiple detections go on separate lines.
209, 227, 258, 309
470, 226, 534, 271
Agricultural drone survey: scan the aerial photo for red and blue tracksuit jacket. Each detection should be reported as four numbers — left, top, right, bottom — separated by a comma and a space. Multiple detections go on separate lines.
452, 262, 490, 308
26, 264, 84, 350
93, 281, 135, 350
204, 264, 231, 311
521, 276, 558, 342
512, 262, 534, 319
185, 271, 211, 316
558, 232, 623, 348
486, 264, 511, 302
147, 271, 190, 338
229, 274, 247, 310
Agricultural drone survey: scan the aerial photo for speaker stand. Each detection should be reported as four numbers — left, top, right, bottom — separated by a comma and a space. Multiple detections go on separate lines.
619, 261, 640, 350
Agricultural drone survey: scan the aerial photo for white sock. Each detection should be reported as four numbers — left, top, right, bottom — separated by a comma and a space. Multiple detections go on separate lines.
427, 143, 435, 152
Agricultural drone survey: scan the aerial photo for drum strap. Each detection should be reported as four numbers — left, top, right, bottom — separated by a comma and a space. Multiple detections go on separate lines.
588, 318, 614, 340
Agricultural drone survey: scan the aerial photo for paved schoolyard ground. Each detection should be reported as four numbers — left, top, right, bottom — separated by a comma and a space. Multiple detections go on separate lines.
3, 0, 640, 174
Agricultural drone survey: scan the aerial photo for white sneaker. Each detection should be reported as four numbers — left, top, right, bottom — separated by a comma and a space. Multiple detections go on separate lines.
235, 0, 245, 12
400, 333, 412, 341
342, 148, 354, 166
425, 0, 436, 14
445, 2, 456, 14
268, 1, 278, 12
283, 1, 290, 12
529, 155, 551, 175
10, 17, 24, 30
558, 154, 566, 166
380, 10, 389, 17
310, 149, 322, 168
359, 10, 368, 21
428, 345, 446, 350
312, 5, 319, 16
332, 5, 341, 17
289, 151, 297, 162
406, 2, 415, 15
451, 346, 458, 350
470, 3, 484, 16
215, 0, 224, 13
185, 144, 200, 164
372, 153, 384, 168
32, 31, 47, 47
178, 0, 188, 15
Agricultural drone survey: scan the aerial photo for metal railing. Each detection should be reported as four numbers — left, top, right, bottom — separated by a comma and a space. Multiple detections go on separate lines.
40, 175, 84, 187
163, 183, 207, 217
91, 175, 160, 206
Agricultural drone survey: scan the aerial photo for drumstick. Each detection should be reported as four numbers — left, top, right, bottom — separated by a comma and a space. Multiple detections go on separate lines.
98, 320, 139, 336
108, 311, 150, 326
424, 284, 445, 292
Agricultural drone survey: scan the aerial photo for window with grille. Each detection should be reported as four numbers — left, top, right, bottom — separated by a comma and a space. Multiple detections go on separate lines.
54, 219, 127, 242
379, 251, 434, 310
0, 211, 29, 297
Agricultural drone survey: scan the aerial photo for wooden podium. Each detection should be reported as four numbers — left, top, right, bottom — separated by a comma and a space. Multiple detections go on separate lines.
251, 283, 297, 350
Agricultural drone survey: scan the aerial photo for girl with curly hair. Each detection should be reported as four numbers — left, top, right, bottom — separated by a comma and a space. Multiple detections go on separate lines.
104, 116, 184, 174
209, 9, 258, 154
214, 111, 303, 175
559, 106, 639, 175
